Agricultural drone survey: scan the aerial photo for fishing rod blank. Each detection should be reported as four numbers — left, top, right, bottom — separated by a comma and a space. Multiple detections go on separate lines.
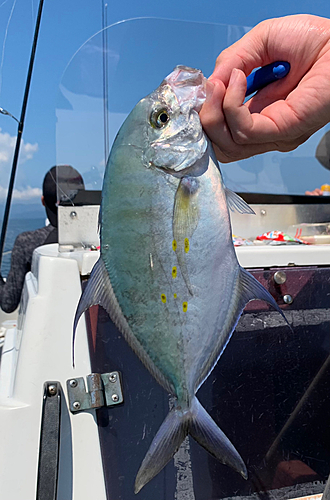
0, 0, 45, 270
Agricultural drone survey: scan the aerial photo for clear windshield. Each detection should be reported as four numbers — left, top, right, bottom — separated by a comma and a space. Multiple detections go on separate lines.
56, 17, 330, 198
55, 19, 252, 197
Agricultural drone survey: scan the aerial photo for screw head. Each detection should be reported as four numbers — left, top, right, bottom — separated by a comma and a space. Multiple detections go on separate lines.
283, 294, 293, 305
260, 209, 267, 216
109, 373, 117, 383
48, 384, 57, 396
111, 394, 119, 403
70, 211, 77, 219
274, 271, 287, 285
72, 401, 81, 410
70, 379, 78, 388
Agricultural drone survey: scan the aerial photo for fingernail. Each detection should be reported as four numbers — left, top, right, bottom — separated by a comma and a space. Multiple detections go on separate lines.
228, 68, 240, 87
205, 80, 214, 103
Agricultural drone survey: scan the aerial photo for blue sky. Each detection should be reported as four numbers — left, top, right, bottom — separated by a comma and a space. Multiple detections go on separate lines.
0, 0, 330, 210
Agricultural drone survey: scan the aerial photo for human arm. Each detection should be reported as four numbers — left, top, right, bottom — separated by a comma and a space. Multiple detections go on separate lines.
200, 14, 330, 162
0, 234, 30, 313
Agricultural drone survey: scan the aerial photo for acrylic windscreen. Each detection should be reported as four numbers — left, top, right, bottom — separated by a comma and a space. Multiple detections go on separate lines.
55, 18, 330, 199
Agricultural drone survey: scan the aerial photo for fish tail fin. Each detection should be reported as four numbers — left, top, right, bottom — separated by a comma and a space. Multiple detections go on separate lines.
189, 397, 247, 479
239, 267, 292, 330
134, 397, 247, 494
134, 405, 188, 494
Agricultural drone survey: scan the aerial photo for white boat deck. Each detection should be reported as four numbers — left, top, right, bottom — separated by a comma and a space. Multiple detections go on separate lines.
236, 243, 330, 268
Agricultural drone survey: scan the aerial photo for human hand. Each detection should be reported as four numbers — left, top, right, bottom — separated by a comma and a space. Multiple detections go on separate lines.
200, 15, 330, 163
305, 188, 323, 196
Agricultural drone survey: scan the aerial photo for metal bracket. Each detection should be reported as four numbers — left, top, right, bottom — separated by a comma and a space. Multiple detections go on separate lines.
66, 372, 123, 413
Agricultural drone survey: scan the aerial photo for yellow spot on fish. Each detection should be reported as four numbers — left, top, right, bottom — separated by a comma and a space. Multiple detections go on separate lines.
172, 266, 177, 278
173, 293, 177, 299
184, 238, 190, 253
182, 301, 188, 312
161, 294, 167, 303
172, 239, 177, 251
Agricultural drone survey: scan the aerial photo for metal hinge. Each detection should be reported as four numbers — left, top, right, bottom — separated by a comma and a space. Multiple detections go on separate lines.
66, 372, 123, 413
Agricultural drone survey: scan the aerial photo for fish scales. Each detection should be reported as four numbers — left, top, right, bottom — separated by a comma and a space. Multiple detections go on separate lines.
74, 65, 290, 494
104, 141, 235, 401
103, 144, 188, 395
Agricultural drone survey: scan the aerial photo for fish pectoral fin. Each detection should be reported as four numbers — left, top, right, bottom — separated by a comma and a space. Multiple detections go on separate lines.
173, 178, 200, 295
135, 406, 187, 494
238, 267, 292, 330
190, 397, 247, 479
173, 182, 200, 238
225, 187, 255, 215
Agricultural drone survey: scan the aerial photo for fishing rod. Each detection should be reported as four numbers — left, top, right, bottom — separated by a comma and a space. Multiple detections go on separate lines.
102, 0, 110, 166
0, 0, 45, 270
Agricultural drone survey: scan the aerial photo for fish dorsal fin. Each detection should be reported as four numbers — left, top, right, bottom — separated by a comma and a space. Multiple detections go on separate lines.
173, 177, 200, 295
195, 266, 291, 391
73, 258, 174, 394
238, 267, 291, 328
225, 187, 255, 214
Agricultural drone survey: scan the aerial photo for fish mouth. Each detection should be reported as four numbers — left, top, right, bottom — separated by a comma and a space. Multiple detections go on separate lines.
164, 65, 207, 113
144, 66, 208, 175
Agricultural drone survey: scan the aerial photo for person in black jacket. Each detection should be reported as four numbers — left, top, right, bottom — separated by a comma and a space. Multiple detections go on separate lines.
0, 165, 84, 313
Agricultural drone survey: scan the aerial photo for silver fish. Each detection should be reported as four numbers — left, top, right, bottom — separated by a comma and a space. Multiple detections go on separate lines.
74, 65, 289, 493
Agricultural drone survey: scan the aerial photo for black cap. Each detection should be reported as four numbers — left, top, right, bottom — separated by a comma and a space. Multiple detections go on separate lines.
42, 165, 85, 227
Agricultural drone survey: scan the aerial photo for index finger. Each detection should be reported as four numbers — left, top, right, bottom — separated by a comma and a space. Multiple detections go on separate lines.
210, 22, 271, 85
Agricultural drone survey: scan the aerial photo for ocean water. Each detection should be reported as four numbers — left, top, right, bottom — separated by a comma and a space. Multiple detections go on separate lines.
1, 218, 45, 277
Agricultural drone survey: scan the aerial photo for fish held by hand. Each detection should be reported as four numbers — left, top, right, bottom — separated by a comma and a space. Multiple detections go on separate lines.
73, 65, 290, 493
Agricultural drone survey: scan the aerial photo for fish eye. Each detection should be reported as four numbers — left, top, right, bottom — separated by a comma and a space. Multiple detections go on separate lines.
150, 109, 170, 128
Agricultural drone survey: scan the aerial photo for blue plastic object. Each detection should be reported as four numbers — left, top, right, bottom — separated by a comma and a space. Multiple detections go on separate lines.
245, 61, 290, 98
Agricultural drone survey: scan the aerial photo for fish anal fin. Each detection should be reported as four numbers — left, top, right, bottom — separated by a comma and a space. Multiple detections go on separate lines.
73, 258, 174, 394
73, 257, 131, 341
73, 257, 111, 366
225, 187, 255, 215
